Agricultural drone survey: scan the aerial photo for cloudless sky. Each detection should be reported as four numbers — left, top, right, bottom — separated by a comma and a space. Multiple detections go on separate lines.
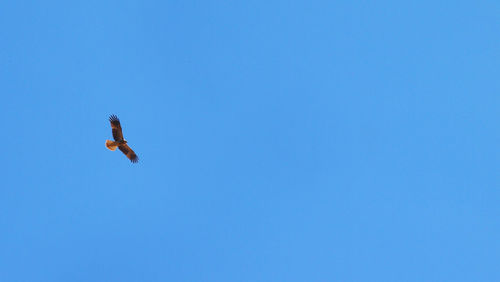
0, 1, 498, 281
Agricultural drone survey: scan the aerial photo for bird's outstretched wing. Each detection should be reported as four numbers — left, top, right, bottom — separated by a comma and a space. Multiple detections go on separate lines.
118, 143, 139, 163
109, 114, 123, 141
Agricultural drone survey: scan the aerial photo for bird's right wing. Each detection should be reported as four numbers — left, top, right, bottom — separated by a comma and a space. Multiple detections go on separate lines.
109, 114, 123, 141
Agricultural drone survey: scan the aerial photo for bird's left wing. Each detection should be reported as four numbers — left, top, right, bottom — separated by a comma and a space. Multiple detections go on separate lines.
118, 143, 139, 163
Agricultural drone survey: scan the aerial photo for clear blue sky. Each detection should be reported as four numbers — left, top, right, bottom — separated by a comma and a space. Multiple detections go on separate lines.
0, 1, 498, 281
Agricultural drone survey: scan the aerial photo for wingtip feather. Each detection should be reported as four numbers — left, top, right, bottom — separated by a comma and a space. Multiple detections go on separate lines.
109, 114, 120, 123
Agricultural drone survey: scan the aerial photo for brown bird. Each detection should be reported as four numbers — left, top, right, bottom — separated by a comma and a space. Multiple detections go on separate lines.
105, 114, 139, 163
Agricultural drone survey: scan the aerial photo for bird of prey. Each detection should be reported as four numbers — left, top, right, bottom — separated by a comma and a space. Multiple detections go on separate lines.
105, 114, 139, 163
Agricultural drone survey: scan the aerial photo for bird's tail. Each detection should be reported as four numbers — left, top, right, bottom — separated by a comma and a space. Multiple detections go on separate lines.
105, 140, 118, 151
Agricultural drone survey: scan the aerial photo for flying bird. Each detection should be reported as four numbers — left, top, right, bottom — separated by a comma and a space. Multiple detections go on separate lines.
105, 114, 139, 163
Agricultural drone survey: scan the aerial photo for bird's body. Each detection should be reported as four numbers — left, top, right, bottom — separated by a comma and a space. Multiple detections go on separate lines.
105, 140, 126, 151
105, 115, 139, 163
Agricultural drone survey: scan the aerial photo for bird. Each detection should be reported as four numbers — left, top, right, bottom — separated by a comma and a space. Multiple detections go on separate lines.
105, 114, 139, 163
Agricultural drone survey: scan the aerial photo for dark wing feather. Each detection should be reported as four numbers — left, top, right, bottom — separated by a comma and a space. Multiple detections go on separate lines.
109, 114, 123, 141
118, 143, 139, 163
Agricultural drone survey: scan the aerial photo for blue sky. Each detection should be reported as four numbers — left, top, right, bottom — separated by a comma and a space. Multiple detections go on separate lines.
0, 1, 498, 281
